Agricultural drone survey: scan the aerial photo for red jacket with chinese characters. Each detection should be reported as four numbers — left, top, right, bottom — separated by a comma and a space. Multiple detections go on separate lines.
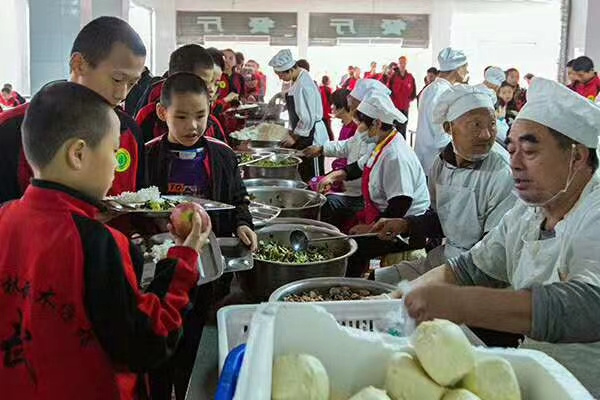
0, 180, 199, 399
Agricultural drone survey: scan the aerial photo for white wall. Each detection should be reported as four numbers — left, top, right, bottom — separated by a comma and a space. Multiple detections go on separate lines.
0, 0, 30, 95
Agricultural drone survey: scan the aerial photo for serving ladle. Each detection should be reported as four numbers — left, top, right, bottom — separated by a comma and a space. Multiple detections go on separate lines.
289, 229, 407, 252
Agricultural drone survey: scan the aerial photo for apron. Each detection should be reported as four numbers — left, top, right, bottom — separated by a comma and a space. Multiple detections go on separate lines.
357, 131, 398, 225
436, 183, 483, 259
286, 93, 323, 181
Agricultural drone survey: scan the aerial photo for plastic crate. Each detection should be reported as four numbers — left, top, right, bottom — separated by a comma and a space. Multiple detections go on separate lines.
218, 300, 415, 372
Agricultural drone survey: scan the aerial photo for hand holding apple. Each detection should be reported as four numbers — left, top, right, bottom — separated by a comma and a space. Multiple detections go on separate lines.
169, 203, 212, 253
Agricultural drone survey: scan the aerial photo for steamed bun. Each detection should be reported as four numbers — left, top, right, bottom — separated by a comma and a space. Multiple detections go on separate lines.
412, 319, 476, 386
461, 356, 521, 400
384, 352, 445, 400
443, 389, 482, 400
348, 386, 391, 400
272, 353, 329, 400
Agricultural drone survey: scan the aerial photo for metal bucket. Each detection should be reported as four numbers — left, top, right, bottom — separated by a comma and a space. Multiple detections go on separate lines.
243, 178, 308, 190
247, 187, 326, 220
269, 277, 397, 302
238, 224, 358, 301
242, 155, 302, 180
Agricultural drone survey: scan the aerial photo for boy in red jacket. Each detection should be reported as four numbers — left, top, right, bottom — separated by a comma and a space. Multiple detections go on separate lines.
0, 81, 210, 400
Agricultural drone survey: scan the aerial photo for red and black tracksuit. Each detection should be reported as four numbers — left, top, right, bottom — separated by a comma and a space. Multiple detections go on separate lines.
0, 180, 200, 400
388, 71, 416, 137
574, 74, 600, 101
145, 134, 252, 399
216, 71, 247, 136
319, 85, 334, 141
0, 104, 146, 203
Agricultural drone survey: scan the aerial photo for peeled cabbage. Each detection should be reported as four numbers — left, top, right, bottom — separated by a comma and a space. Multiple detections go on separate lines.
443, 389, 482, 400
272, 353, 330, 400
412, 319, 476, 386
461, 357, 521, 400
348, 386, 391, 400
384, 352, 445, 400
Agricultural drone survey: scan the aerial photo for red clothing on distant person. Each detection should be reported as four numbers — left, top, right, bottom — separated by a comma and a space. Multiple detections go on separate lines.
342, 77, 358, 91
319, 85, 334, 141
388, 71, 417, 112
574, 74, 600, 101
364, 72, 381, 80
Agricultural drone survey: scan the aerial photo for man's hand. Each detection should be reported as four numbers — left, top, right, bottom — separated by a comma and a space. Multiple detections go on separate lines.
169, 212, 212, 254
370, 218, 410, 240
302, 146, 323, 158
404, 284, 463, 324
224, 92, 239, 103
237, 225, 258, 252
280, 134, 297, 148
349, 223, 373, 235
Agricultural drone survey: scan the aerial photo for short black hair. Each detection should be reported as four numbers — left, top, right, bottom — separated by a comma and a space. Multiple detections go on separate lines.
427, 67, 439, 75
572, 56, 595, 73
206, 47, 225, 71
71, 16, 146, 69
22, 82, 114, 169
160, 72, 209, 108
3, 83, 12, 90
169, 44, 214, 75
1, 87, 10, 94
297, 59, 310, 71
548, 128, 598, 171
332, 89, 350, 112
321, 75, 330, 85
499, 81, 514, 90
566, 59, 575, 68
506, 67, 519, 75
235, 51, 245, 66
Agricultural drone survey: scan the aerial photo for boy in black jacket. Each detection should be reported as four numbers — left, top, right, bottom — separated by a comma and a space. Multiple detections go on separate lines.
145, 72, 257, 399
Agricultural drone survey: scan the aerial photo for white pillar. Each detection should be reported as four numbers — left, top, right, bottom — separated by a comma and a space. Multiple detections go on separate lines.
430, 0, 454, 66
297, 10, 309, 58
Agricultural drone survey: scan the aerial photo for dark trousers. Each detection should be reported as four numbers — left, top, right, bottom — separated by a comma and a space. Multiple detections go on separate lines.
346, 236, 415, 277
397, 110, 409, 138
149, 284, 212, 400
321, 194, 364, 229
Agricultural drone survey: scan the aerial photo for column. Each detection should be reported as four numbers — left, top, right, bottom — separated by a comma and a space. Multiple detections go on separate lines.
297, 10, 310, 59
584, 0, 600, 65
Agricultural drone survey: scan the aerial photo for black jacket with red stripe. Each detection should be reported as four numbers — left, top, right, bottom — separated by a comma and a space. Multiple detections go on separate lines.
0, 180, 199, 399
0, 104, 147, 203
145, 135, 252, 237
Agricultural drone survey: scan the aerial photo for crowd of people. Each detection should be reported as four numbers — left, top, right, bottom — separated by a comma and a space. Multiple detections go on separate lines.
1, 14, 600, 400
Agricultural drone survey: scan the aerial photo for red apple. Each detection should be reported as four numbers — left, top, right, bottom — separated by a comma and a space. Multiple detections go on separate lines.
170, 202, 210, 238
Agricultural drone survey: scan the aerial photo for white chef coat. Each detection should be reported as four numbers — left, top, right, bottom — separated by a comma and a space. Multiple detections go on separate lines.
430, 143, 515, 259
365, 132, 430, 217
323, 130, 375, 196
287, 69, 329, 146
415, 77, 453, 174
468, 173, 600, 393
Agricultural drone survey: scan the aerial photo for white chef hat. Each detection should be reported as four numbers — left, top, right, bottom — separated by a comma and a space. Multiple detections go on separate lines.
357, 92, 407, 125
349, 79, 391, 101
268, 49, 296, 72
516, 77, 600, 148
433, 84, 496, 124
484, 66, 506, 86
438, 47, 468, 72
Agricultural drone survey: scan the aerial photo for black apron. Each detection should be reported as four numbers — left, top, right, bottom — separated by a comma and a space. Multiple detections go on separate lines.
286, 93, 324, 182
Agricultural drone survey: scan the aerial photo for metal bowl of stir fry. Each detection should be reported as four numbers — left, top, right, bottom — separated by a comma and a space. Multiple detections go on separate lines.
238, 224, 358, 301
247, 187, 326, 220
242, 154, 302, 180
269, 277, 397, 302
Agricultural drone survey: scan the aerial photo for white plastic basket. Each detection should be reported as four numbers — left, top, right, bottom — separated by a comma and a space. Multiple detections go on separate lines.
216, 300, 483, 372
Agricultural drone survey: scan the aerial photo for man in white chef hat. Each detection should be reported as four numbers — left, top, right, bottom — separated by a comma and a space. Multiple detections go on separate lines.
415, 47, 469, 176
371, 84, 515, 282
479, 66, 506, 93
269, 49, 329, 180
302, 79, 392, 227
388, 77, 600, 397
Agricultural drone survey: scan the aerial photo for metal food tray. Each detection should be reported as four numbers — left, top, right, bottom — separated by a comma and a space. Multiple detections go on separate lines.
148, 232, 224, 286
249, 201, 281, 227
217, 237, 254, 273
103, 195, 234, 217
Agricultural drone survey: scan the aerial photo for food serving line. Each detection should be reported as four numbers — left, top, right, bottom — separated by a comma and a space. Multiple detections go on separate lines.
106, 113, 593, 399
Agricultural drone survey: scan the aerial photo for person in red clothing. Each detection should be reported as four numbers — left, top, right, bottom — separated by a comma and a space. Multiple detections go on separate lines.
0, 81, 211, 400
246, 60, 267, 102
135, 45, 227, 144
505, 67, 527, 110
342, 66, 360, 91
566, 59, 579, 90
387, 56, 416, 137
319, 75, 334, 141
221, 49, 245, 97
572, 56, 600, 101
146, 73, 256, 399
0, 16, 147, 204
364, 61, 381, 80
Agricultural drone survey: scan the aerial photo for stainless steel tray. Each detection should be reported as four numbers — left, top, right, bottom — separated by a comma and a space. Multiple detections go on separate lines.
148, 232, 224, 286
217, 237, 254, 273
103, 195, 234, 217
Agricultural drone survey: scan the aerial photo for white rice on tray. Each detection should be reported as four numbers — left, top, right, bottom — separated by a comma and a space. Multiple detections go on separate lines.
110, 186, 162, 203
150, 240, 176, 263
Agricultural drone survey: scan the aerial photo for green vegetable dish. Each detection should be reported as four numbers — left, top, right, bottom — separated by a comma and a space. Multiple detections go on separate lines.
144, 198, 181, 211
255, 240, 333, 263
253, 158, 297, 168
240, 153, 254, 164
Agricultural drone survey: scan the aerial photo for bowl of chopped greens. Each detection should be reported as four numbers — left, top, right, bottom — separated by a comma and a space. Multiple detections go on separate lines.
242, 154, 302, 180
238, 224, 357, 301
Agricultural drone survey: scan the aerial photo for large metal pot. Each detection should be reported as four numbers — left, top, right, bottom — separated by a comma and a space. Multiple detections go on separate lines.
247, 187, 326, 220
242, 155, 302, 180
266, 217, 340, 232
243, 178, 308, 190
238, 224, 358, 301
269, 277, 397, 302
